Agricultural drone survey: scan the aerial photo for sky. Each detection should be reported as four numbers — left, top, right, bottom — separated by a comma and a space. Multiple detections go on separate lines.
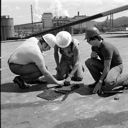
1, 0, 128, 25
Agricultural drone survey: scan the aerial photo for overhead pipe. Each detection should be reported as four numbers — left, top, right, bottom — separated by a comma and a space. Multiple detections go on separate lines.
24, 5, 128, 39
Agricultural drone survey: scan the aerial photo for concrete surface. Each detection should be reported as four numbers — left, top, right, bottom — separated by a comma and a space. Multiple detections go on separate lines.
1, 34, 128, 128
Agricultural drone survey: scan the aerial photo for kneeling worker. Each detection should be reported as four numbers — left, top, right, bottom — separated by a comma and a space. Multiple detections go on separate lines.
85, 27, 128, 94
54, 31, 84, 84
8, 34, 64, 89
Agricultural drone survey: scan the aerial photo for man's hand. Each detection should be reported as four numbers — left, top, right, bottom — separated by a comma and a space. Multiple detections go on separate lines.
65, 76, 71, 82
91, 51, 98, 58
64, 77, 71, 86
93, 82, 102, 94
58, 80, 65, 86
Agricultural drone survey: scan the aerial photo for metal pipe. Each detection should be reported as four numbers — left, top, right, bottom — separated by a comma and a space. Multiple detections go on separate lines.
24, 5, 128, 39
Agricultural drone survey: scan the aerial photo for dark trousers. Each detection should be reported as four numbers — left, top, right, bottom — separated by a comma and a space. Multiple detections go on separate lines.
56, 56, 83, 80
85, 58, 128, 91
8, 62, 42, 83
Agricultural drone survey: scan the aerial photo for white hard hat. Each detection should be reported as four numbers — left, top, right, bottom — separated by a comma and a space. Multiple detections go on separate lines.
56, 31, 72, 48
43, 34, 56, 48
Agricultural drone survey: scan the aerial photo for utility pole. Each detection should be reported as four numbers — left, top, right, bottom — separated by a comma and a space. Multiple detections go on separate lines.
110, 13, 114, 31
31, 4, 34, 33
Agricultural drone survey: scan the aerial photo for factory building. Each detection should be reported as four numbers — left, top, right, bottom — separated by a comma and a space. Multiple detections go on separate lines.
1, 15, 14, 41
5, 12, 96, 39
42, 13, 53, 30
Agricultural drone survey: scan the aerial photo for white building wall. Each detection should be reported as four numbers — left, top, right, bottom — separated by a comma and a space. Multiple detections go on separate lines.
42, 13, 53, 29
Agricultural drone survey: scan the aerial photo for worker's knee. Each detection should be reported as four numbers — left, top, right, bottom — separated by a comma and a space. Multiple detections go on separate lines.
104, 78, 116, 86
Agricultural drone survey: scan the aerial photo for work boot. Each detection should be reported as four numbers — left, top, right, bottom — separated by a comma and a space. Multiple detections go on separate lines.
27, 79, 47, 84
13, 76, 30, 89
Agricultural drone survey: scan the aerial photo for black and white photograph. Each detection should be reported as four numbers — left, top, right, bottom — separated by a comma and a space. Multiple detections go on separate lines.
1, 0, 128, 128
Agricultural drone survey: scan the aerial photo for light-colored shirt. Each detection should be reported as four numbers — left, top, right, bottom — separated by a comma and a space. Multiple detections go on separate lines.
8, 37, 44, 67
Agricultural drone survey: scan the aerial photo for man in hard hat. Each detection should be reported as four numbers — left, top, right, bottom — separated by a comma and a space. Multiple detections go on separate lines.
85, 27, 128, 94
54, 31, 84, 84
8, 34, 64, 89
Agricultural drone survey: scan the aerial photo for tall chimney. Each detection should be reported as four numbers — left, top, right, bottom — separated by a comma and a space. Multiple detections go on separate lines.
78, 11, 79, 16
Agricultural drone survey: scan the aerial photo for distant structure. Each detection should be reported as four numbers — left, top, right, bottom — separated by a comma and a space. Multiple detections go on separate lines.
110, 13, 114, 30
1, 15, 14, 41
71, 11, 95, 33
14, 22, 43, 37
48, 11, 96, 34
42, 13, 53, 30
14, 12, 96, 37
52, 16, 71, 34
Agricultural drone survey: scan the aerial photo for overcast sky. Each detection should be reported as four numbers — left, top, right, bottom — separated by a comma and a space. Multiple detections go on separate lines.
2, 0, 128, 25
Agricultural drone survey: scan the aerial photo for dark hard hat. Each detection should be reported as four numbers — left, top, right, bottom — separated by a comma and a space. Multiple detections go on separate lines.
85, 27, 100, 39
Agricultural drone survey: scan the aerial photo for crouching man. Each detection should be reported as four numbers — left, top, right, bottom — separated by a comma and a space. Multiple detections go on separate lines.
8, 34, 64, 89
54, 31, 84, 84
85, 27, 128, 94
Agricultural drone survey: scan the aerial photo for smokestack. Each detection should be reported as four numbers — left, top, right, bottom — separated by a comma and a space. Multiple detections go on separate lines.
78, 11, 80, 16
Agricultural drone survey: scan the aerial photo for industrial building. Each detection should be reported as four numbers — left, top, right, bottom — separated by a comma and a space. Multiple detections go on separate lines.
14, 12, 96, 37
1, 15, 14, 41
1, 12, 95, 40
